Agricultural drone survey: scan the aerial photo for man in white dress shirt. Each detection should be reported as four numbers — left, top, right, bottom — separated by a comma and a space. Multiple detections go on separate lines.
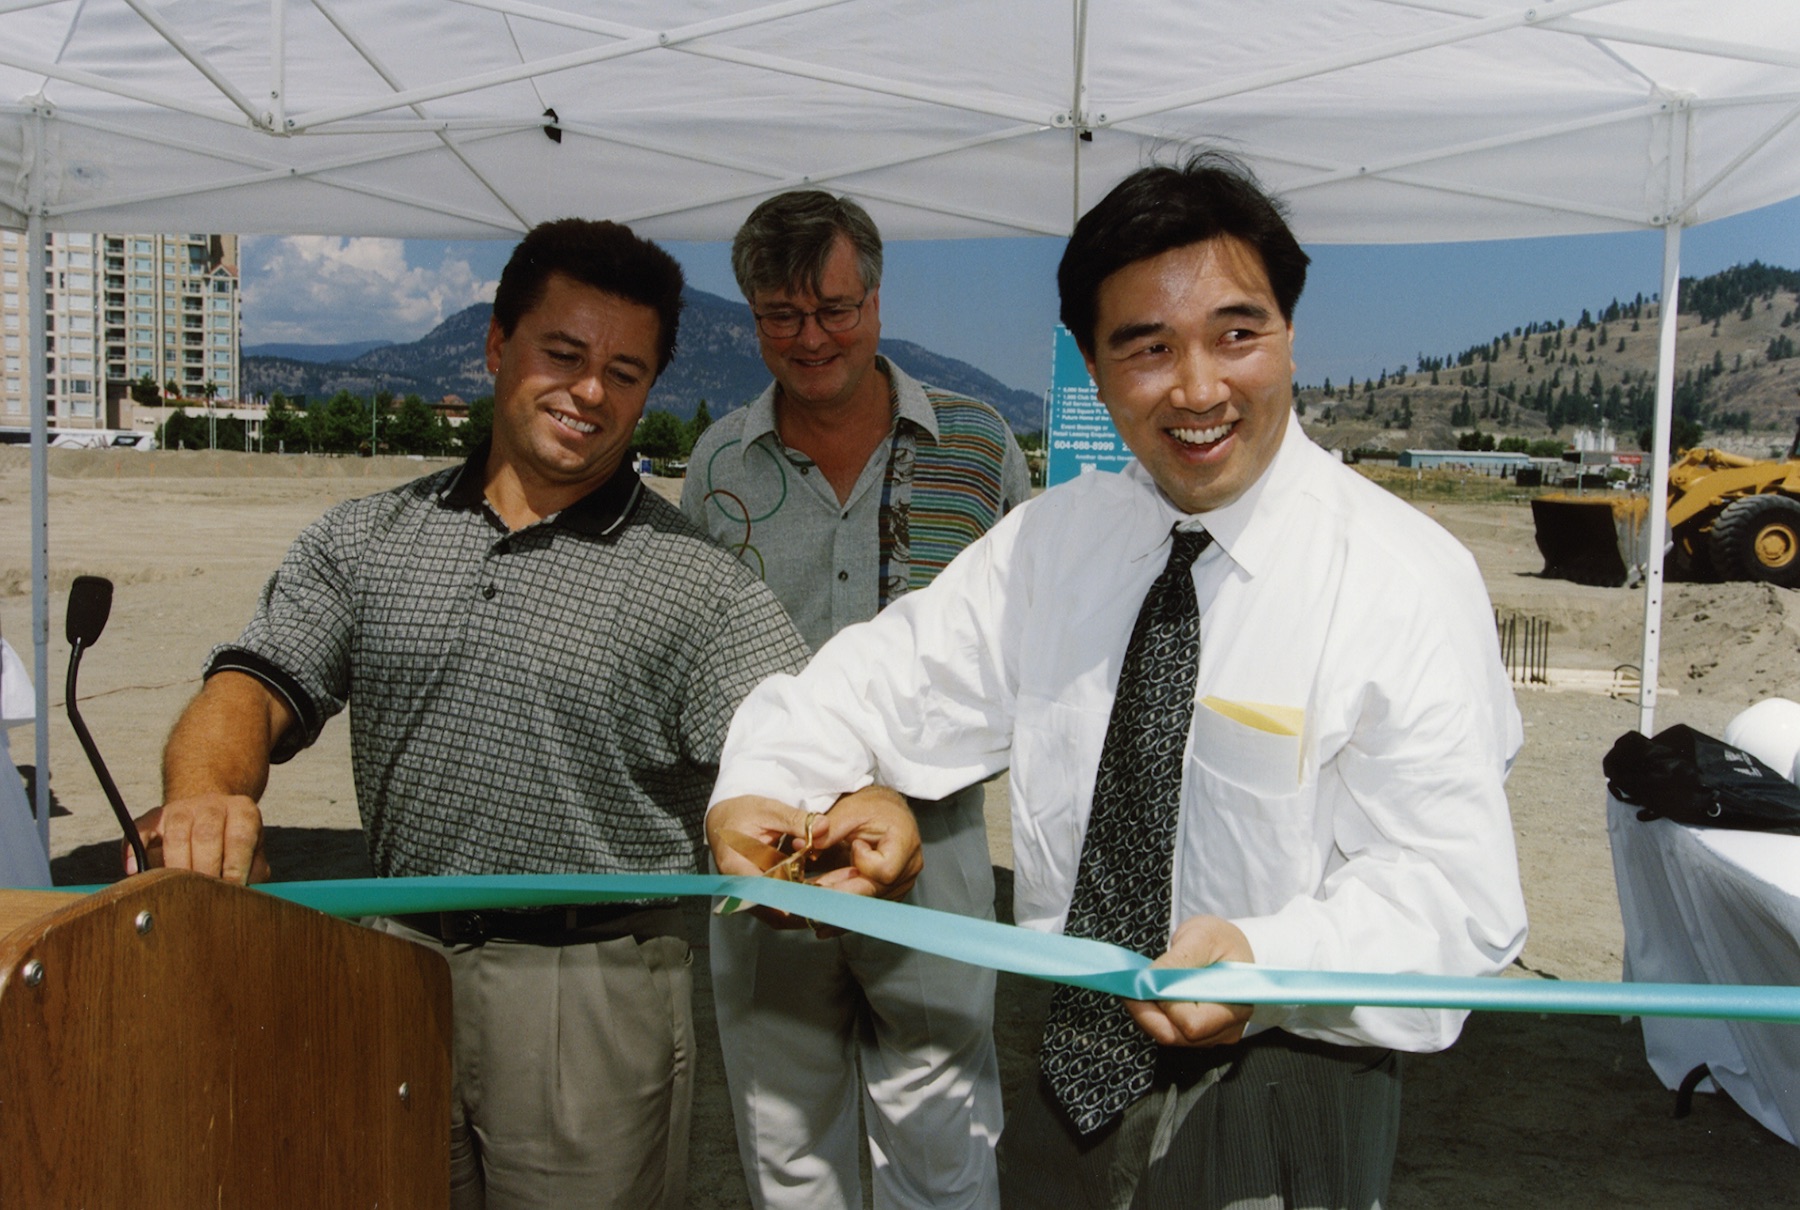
706, 153, 1528, 1209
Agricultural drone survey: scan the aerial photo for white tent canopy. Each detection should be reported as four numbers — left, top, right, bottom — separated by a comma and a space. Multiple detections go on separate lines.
5, 0, 1800, 851
0, 1, 1797, 242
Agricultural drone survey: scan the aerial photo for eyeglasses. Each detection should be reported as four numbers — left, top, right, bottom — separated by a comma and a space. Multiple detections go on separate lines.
752, 293, 868, 340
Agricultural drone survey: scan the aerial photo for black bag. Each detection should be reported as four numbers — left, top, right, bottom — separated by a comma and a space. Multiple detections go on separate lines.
1604, 723, 1800, 834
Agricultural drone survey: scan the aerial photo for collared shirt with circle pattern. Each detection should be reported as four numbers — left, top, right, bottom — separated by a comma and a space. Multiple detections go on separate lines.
207, 446, 809, 879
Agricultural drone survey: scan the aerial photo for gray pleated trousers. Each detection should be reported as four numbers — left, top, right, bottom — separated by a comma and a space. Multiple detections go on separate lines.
998, 1031, 1401, 1210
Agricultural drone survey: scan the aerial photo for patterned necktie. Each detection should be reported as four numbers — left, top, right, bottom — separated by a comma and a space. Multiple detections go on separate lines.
1039, 523, 1213, 1136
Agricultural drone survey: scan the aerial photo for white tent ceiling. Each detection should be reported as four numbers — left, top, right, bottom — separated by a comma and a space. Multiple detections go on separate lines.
5, 0, 1800, 851
2, 0, 1798, 244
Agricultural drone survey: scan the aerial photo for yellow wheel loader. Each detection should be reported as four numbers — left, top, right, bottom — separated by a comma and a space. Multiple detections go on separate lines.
1532, 420, 1800, 588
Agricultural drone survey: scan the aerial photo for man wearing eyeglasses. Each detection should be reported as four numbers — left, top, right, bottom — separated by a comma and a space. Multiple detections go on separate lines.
682, 191, 1030, 1210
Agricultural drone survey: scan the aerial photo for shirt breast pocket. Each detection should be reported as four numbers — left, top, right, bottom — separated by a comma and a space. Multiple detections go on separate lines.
1190, 699, 1302, 789
1183, 699, 1312, 907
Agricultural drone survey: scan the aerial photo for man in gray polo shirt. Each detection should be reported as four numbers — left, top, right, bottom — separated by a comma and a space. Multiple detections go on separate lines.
683, 191, 1030, 1210
135, 218, 811, 1209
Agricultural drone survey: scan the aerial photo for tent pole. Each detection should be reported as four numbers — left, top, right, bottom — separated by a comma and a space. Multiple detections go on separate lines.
1638, 96, 1693, 738
1070, 0, 1089, 231
270, 0, 287, 131
1637, 219, 1681, 737
26, 191, 49, 855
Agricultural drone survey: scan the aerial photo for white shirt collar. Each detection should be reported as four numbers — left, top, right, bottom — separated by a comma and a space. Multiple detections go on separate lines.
1126, 409, 1308, 580
735, 355, 938, 460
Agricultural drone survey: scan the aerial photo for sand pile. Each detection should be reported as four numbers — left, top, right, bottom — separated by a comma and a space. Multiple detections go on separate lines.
0, 446, 460, 481
1658, 581, 1800, 703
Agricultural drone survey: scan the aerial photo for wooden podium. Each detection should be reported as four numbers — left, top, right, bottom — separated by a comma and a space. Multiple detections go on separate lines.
0, 870, 451, 1207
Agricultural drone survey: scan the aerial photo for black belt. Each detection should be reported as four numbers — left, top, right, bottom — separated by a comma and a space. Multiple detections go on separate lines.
1154, 1029, 1393, 1084
391, 902, 680, 947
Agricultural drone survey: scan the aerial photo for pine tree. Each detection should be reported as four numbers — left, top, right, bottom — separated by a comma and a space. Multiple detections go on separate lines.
634, 409, 690, 459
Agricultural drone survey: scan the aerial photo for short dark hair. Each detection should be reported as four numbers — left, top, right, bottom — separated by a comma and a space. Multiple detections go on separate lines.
492, 218, 685, 374
1058, 152, 1310, 358
731, 191, 883, 301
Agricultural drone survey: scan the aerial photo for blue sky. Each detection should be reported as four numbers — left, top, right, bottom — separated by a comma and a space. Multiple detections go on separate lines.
240, 193, 1800, 401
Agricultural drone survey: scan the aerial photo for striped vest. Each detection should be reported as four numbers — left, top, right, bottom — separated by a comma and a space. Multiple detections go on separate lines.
905, 390, 1013, 591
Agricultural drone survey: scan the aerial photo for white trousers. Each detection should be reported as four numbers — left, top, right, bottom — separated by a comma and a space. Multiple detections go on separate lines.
712, 784, 1003, 1210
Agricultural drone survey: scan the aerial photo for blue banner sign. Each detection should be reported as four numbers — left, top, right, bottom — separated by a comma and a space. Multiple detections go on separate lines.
1045, 324, 1133, 488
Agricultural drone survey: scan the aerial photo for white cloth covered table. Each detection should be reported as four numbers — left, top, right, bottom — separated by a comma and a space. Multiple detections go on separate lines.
1608, 793, 1800, 1143
0, 637, 49, 887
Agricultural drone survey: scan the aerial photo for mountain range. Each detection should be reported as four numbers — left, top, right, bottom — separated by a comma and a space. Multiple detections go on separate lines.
243, 263, 1800, 455
245, 338, 394, 362
243, 287, 1046, 434
1295, 261, 1800, 454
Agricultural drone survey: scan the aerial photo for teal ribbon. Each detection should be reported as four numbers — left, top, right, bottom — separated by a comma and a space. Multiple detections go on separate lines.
63, 872, 1800, 1024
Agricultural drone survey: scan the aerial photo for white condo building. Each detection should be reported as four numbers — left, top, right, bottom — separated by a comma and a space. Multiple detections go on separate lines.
1, 231, 240, 430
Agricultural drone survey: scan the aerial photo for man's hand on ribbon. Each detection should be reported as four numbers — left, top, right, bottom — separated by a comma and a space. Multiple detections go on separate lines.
1125, 914, 1255, 1047
707, 785, 921, 935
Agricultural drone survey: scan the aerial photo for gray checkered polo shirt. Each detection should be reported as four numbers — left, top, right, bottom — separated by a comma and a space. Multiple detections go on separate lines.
207, 449, 809, 879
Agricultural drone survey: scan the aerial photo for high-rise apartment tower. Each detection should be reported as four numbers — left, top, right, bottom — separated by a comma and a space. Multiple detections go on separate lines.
1, 231, 240, 429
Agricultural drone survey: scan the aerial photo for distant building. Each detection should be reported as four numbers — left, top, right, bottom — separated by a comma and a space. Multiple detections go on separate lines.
130, 402, 268, 450
1395, 449, 1534, 474
1, 231, 241, 431
1571, 424, 1617, 453
433, 395, 470, 426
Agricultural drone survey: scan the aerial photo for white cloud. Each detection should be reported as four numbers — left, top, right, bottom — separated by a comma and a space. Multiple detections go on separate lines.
240, 235, 497, 346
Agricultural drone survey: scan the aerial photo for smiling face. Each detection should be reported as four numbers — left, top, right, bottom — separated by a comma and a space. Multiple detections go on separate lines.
1084, 237, 1296, 515
484, 271, 662, 506
751, 234, 882, 416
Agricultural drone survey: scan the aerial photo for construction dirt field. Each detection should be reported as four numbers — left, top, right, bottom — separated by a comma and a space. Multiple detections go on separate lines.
7, 446, 1800, 1207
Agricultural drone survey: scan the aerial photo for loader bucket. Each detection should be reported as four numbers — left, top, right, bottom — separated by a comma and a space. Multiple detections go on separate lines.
1531, 494, 1650, 587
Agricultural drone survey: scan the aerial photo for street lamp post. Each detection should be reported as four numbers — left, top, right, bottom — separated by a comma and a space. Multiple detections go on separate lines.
200, 380, 219, 450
